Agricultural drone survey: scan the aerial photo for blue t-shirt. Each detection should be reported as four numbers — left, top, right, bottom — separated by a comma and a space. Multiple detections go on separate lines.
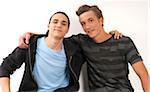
32, 37, 69, 92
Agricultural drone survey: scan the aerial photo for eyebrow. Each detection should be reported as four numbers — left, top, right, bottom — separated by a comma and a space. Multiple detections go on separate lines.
88, 17, 93, 20
53, 19, 67, 23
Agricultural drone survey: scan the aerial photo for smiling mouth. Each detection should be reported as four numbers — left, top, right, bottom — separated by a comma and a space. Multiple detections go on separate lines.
54, 29, 62, 32
86, 29, 94, 33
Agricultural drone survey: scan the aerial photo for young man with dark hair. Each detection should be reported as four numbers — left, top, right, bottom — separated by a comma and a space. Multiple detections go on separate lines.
0, 11, 85, 92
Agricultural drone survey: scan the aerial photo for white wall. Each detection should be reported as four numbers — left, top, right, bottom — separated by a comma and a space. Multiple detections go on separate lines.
0, 0, 149, 92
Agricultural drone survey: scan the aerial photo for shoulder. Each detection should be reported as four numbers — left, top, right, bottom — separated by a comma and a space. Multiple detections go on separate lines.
110, 35, 134, 49
114, 35, 133, 43
68, 33, 89, 42
115, 35, 136, 50
65, 33, 87, 39
29, 34, 46, 44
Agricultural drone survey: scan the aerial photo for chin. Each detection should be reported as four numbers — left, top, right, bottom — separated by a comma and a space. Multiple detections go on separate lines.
88, 34, 94, 38
87, 32, 94, 37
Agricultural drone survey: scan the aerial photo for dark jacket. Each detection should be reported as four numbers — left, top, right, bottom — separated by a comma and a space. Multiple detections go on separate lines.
0, 35, 85, 92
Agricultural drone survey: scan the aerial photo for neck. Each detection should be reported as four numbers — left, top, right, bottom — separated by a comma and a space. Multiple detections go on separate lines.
45, 36, 63, 51
93, 29, 112, 43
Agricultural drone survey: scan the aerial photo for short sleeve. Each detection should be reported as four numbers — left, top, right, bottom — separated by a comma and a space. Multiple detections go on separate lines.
126, 37, 143, 65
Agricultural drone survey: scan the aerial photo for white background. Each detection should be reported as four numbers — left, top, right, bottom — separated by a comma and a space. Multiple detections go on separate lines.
0, 0, 149, 92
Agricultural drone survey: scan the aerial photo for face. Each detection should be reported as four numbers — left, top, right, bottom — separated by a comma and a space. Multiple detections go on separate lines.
48, 13, 69, 39
79, 10, 103, 39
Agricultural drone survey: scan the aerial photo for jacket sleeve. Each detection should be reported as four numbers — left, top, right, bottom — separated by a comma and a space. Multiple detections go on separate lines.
0, 47, 27, 77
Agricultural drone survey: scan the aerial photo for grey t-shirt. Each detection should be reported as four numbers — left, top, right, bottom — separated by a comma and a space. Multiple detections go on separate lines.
72, 34, 142, 92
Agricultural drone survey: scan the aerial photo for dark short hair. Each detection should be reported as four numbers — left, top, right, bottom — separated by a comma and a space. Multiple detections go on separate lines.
76, 5, 103, 19
49, 11, 70, 27
46, 11, 70, 36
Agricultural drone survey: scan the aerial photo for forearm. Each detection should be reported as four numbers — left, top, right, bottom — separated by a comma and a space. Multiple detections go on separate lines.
0, 77, 11, 92
139, 74, 149, 92
148, 77, 150, 92
132, 61, 149, 92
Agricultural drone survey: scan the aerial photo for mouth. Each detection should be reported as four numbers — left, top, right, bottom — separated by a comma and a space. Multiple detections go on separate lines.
86, 29, 94, 34
54, 29, 62, 32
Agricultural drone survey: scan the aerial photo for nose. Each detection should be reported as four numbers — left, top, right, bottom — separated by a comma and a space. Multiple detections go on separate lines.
56, 22, 62, 27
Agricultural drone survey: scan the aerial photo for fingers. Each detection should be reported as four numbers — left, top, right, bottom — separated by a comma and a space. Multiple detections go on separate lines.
18, 35, 29, 48
110, 30, 122, 39
114, 31, 122, 39
23, 32, 31, 44
109, 30, 115, 35
18, 32, 33, 48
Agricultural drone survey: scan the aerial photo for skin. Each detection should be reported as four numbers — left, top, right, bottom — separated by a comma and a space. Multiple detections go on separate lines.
148, 77, 150, 92
79, 10, 112, 43
132, 62, 149, 92
0, 13, 69, 92
79, 10, 149, 92
45, 13, 69, 51
0, 77, 10, 92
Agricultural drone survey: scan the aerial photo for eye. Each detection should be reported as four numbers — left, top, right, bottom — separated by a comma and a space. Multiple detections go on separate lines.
89, 19, 93, 22
53, 21, 58, 24
61, 22, 67, 26
61, 20, 68, 26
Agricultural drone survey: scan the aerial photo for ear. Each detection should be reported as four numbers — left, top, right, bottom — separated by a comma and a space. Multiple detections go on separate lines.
99, 17, 104, 26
